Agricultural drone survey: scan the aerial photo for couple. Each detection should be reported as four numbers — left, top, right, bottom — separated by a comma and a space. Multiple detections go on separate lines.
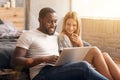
11, 7, 120, 80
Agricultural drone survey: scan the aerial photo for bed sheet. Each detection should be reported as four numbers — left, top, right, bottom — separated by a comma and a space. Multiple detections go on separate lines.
0, 38, 17, 69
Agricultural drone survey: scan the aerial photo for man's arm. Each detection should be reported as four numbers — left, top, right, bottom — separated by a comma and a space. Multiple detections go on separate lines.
11, 47, 59, 68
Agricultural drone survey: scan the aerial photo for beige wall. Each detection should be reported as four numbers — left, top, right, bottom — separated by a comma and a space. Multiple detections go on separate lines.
72, 0, 120, 18
82, 18, 120, 58
30, 0, 70, 32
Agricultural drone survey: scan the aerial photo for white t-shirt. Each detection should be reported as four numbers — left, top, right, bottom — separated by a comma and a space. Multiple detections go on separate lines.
16, 29, 59, 80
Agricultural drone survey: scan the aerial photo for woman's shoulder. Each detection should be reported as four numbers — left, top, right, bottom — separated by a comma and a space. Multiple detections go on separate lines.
59, 33, 68, 38
59, 32, 70, 41
59, 32, 67, 37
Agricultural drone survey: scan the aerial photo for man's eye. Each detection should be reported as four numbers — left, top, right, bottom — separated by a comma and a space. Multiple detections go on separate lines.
48, 21, 52, 23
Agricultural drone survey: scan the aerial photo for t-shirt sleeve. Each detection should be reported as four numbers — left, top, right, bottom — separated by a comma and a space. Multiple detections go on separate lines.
16, 32, 32, 49
58, 34, 72, 50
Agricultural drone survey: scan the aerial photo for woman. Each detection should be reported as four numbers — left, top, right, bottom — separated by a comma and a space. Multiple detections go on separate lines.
58, 11, 120, 80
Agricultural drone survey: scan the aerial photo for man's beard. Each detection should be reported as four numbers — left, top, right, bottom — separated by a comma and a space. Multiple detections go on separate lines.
48, 27, 56, 35
44, 26, 56, 35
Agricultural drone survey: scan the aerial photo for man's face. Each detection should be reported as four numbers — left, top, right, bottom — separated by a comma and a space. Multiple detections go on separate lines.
40, 12, 57, 35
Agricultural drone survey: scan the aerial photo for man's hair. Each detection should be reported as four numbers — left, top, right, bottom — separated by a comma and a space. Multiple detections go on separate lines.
39, 7, 56, 18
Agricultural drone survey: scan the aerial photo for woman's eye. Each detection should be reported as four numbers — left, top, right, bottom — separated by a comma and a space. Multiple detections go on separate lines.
67, 23, 71, 26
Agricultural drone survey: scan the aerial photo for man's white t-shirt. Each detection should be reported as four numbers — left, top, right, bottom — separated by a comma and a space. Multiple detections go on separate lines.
16, 30, 59, 80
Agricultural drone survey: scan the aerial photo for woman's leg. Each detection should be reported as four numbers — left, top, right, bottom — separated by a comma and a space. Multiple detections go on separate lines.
83, 47, 113, 80
103, 52, 120, 80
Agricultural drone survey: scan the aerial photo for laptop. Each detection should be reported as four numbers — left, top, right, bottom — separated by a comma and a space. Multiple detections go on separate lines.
55, 47, 95, 66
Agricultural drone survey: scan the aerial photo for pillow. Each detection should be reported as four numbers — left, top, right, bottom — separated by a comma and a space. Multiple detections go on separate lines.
0, 20, 21, 38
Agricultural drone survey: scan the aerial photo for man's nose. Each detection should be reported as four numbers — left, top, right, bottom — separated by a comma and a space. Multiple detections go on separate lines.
51, 22, 56, 27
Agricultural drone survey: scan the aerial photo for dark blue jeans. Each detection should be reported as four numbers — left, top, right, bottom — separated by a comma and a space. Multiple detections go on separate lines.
32, 61, 108, 80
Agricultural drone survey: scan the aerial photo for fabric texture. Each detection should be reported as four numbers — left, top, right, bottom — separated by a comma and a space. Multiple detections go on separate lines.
0, 38, 16, 69
0, 48, 14, 69
33, 61, 108, 80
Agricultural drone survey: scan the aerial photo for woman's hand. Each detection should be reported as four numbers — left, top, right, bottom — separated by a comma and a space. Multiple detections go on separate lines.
71, 33, 83, 47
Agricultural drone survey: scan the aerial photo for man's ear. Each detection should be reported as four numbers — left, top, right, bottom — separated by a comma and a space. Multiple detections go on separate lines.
38, 18, 40, 22
38, 17, 42, 22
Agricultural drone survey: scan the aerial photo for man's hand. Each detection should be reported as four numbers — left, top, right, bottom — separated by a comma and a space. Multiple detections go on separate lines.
43, 55, 59, 63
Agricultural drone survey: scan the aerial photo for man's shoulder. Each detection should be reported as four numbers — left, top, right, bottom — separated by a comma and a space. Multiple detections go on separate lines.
22, 30, 36, 35
19, 30, 36, 38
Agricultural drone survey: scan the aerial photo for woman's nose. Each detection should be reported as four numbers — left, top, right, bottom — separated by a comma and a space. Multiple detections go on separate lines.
69, 25, 73, 30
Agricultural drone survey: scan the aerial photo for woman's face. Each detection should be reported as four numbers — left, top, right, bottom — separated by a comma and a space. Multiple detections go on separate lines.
65, 18, 77, 35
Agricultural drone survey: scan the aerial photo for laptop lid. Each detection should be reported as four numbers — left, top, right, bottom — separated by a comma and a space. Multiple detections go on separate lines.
55, 47, 92, 66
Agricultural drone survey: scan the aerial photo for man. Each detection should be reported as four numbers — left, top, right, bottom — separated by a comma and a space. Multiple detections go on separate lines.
11, 7, 108, 80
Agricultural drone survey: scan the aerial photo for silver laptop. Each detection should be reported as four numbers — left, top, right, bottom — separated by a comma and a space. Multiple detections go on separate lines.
55, 47, 94, 66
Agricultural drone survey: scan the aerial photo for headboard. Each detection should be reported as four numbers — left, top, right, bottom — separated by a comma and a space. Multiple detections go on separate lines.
0, 7, 24, 30
81, 18, 120, 57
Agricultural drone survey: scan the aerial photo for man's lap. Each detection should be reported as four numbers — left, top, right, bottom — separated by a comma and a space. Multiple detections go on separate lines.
32, 61, 108, 80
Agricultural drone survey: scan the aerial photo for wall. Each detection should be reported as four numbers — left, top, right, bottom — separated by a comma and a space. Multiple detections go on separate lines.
0, 0, 24, 7
29, 0, 70, 32
0, 0, 8, 6
82, 18, 120, 58
72, 0, 120, 18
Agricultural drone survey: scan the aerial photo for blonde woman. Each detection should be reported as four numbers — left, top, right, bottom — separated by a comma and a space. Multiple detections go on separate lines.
58, 11, 120, 80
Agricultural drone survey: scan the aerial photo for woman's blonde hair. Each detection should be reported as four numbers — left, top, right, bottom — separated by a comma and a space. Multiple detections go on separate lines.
61, 11, 81, 36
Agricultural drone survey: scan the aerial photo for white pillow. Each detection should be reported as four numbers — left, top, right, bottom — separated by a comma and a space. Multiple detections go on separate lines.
0, 21, 20, 37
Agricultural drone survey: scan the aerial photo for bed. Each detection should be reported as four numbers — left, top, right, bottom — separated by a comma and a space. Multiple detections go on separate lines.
0, 19, 19, 68
0, 19, 30, 80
